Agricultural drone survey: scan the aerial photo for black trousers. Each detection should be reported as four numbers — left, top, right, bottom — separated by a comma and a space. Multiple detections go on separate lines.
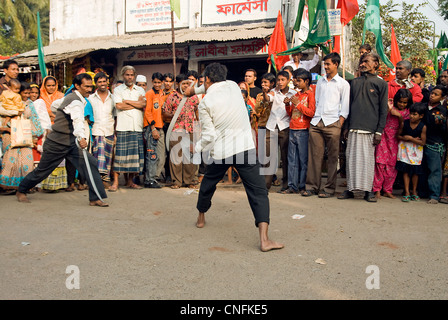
19, 139, 107, 202
196, 150, 270, 226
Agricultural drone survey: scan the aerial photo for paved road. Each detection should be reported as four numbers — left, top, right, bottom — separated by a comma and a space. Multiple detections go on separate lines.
1, 178, 447, 304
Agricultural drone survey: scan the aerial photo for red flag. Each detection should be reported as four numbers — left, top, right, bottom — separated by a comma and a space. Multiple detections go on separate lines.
333, 35, 341, 54
388, 24, 402, 81
267, 11, 290, 72
337, 0, 359, 26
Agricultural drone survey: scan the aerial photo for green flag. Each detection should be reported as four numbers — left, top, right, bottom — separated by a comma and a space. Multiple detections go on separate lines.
278, 0, 329, 55
293, 0, 306, 31
436, 31, 448, 49
362, 0, 394, 69
37, 12, 47, 79
170, 0, 181, 19
443, 54, 448, 71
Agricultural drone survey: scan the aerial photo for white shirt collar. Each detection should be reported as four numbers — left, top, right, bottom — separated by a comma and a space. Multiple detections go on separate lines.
74, 90, 87, 105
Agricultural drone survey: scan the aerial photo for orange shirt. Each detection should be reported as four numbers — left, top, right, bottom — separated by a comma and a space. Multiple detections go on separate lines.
285, 88, 316, 130
144, 88, 166, 128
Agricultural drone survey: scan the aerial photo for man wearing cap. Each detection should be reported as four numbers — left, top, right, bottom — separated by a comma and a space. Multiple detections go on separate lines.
283, 47, 320, 72
136, 75, 148, 92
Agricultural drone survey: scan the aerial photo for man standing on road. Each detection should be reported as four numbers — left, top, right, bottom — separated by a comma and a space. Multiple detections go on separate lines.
16, 73, 108, 207
338, 53, 388, 202
89, 72, 116, 189
191, 63, 284, 252
110, 65, 146, 191
302, 52, 350, 198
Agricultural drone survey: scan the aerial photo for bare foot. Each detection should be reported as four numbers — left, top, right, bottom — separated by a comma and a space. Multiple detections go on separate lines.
260, 240, 284, 252
16, 192, 31, 203
375, 191, 381, 199
196, 212, 205, 228
258, 222, 284, 252
383, 192, 396, 199
89, 200, 109, 207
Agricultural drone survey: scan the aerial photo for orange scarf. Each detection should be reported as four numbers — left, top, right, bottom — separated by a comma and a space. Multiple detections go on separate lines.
40, 76, 64, 123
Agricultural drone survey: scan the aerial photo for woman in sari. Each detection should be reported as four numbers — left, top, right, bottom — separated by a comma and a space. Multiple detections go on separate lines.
40, 76, 64, 124
0, 82, 44, 194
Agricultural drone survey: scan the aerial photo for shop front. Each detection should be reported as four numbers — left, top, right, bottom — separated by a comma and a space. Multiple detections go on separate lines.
189, 38, 270, 87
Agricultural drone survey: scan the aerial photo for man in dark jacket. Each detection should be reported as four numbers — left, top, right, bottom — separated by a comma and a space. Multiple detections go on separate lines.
17, 73, 108, 207
338, 53, 388, 202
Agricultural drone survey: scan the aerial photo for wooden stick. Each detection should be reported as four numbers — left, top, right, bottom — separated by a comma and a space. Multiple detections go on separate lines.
171, 10, 176, 80
342, 26, 345, 79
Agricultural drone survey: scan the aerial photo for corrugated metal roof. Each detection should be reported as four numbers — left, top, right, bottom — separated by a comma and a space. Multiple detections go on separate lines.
13, 23, 275, 65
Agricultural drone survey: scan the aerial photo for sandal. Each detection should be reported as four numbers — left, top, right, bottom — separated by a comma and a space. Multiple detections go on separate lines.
170, 184, 180, 189
128, 183, 142, 189
188, 184, 198, 189
318, 191, 333, 198
410, 194, 420, 201
108, 185, 118, 192
301, 190, 317, 197
401, 195, 411, 202
279, 188, 298, 194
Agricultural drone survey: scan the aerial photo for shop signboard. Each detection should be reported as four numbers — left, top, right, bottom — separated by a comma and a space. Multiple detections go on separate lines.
125, 0, 188, 32
190, 39, 268, 60
202, 0, 280, 25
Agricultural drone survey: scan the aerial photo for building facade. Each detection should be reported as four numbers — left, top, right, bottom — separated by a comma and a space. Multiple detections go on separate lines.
13, 0, 310, 88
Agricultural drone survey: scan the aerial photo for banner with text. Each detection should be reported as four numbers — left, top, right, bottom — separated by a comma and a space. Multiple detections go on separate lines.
190, 39, 268, 60
125, 0, 188, 32
122, 47, 189, 62
202, 0, 280, 25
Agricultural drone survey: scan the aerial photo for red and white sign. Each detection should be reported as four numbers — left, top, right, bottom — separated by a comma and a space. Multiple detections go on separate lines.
202, 0, 280, 25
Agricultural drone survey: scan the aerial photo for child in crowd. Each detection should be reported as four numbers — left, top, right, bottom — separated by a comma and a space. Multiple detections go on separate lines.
373, 89, 412, 199
0, 79, 25, 124
281, 65, 295, 90
421, 85, 447, 204
281, 68, 316, 194
396, 103, 427, 202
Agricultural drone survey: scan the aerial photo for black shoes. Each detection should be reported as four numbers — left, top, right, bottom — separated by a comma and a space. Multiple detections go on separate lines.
337, 190, 354, 199
144, 181, 162, 188
364, 191, 377, 202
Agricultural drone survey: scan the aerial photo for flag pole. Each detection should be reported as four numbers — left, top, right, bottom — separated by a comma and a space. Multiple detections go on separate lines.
342, 26, 345, 79
171, 10, 176, 80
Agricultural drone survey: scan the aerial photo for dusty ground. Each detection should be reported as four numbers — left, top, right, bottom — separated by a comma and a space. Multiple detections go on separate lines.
1, 172, 447, 302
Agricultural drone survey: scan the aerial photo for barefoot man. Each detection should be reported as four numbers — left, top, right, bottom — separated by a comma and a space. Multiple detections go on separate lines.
189, 63, 283, 252
16, 73, 108, 207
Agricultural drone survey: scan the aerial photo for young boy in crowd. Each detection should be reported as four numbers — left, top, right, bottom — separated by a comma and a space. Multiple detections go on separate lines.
264, 70, 296, 191
420, 85, 447, 204
281, 68, 316, 194
143, 72, 166, 188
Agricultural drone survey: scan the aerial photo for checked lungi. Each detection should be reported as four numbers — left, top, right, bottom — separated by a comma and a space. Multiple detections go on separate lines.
113, 131, 144, 174
92, 135, 114, 182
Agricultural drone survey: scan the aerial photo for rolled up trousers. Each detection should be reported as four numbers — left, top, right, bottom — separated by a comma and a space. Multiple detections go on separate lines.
19, 138, 107, 202
196, 149, 270, 227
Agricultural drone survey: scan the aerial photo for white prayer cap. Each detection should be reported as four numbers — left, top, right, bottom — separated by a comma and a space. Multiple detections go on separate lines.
136, 75, 147, 83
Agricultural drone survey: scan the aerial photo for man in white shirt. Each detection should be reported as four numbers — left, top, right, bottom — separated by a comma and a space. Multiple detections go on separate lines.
193, 63, 284, 252
283, 47, 320, 71
90, 72, 116, 189
110, 65, 146, 191
17, 73, 108, 207
302, 52, 350, 198
264, 70, 296, 191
